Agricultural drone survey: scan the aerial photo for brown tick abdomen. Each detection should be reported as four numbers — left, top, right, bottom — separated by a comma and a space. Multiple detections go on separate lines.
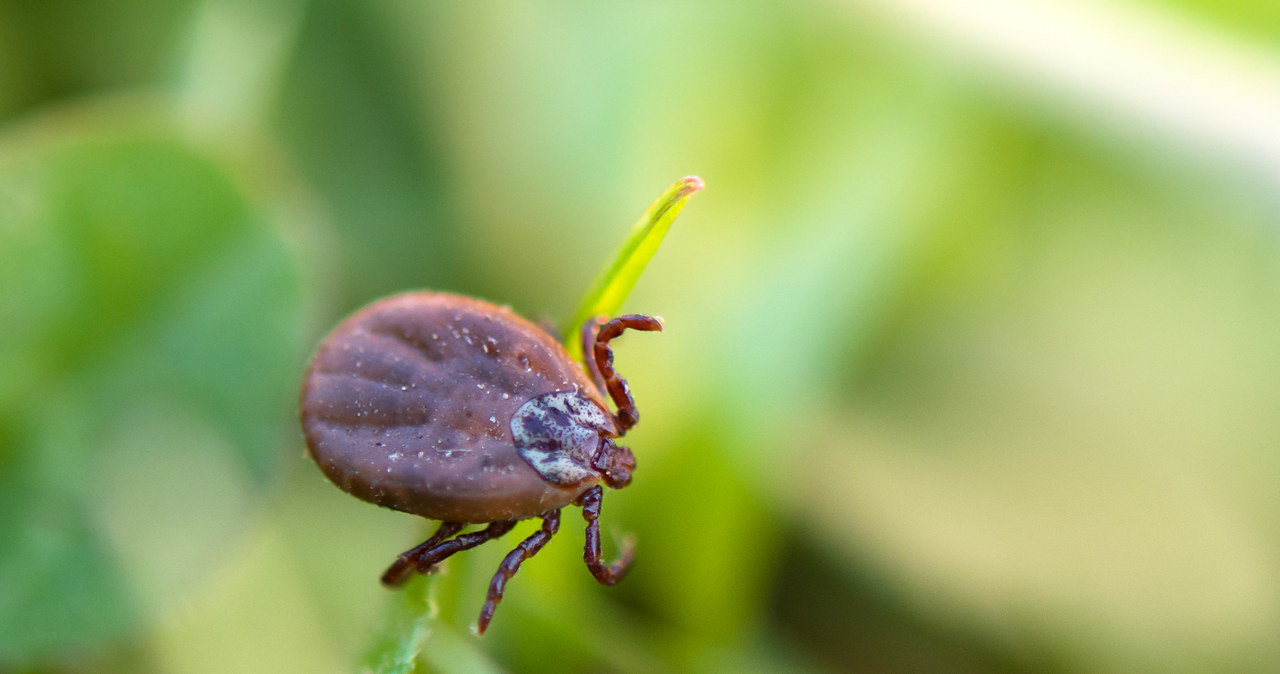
299, 292, 605, 523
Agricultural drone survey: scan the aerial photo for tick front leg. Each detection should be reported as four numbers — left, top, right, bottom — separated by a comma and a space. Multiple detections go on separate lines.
592, 314, 663, 433
576, 485, 635, 585
475, 510, 562, 635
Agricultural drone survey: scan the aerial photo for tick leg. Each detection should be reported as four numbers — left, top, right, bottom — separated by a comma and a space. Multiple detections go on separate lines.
475, 510, 562, 635
413, 520, 518, 574
592, 314, 663, 433
579, 316, 608, 395
379, 520, 517, 587
576, 485, 634, 585
380, 521, 464, 587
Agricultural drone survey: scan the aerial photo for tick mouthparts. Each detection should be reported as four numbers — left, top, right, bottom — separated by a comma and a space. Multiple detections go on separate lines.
592, 437, 636, 489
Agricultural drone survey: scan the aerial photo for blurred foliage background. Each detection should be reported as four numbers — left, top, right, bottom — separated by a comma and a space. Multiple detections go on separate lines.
3, 1, 1280, 672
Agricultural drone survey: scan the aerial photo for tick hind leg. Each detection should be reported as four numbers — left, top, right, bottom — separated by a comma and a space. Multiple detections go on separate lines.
381, 521, 463, 586
576, 485, 634, 584
475, 510, 562, 635
592, 314, 663, 433
381, 520, 516, 587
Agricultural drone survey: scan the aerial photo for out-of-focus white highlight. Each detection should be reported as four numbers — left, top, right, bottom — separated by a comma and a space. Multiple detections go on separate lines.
849, 0, 1280, 179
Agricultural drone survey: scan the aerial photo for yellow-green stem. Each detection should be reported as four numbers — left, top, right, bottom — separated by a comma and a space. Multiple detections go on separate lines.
562, 176, 704, 360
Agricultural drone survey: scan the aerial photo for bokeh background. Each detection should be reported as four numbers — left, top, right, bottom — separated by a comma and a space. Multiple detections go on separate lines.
3, 1, 1280, 672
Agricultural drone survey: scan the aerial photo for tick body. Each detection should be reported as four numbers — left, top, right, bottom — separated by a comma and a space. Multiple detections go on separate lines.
299, 291, 660, 634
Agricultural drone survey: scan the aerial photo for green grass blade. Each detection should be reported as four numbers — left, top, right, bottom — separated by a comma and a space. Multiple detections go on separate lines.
562, 175, 704, 359
362, 574, 437, 674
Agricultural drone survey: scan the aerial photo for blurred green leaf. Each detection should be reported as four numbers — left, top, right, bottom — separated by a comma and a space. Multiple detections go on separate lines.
0, 103, 307, 665
0, 0, 201, 120
273, 1, 464, 308
562, 176, 703, 359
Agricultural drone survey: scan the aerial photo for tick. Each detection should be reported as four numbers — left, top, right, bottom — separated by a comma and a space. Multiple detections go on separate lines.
298, 291, 661, 634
